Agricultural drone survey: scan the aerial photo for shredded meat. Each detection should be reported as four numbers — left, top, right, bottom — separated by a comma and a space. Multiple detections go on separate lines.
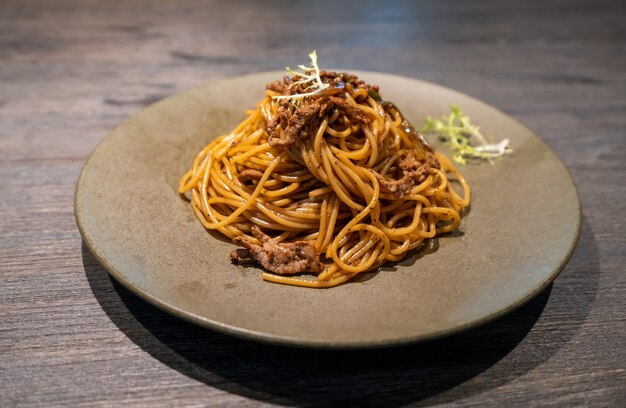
273, 97, 326, 147
230, 226, 323, 275
319, 71, 380, 95
229, 248, 258, 266
328, 96, 369, 125
238, 169, 264, 183
374, 151, 441, 198
265, 75, 291, 94
265, 71, 379, 147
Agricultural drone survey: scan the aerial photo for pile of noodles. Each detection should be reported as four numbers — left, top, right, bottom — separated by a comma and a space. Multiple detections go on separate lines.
179, 69, 469, 288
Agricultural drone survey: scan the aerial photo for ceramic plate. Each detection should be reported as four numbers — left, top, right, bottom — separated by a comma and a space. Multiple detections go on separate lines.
75, 71, 580, 348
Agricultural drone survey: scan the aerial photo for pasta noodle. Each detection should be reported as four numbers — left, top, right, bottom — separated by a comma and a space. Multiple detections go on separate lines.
179, 69, 470, 288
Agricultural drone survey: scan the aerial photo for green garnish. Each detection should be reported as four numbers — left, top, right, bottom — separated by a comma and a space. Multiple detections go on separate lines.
367, 89, 381, 101
421, 105, 512, 164
272, 50, 329, 102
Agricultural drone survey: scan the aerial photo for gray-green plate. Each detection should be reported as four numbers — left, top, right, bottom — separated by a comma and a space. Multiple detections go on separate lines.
75, 71, 581, 348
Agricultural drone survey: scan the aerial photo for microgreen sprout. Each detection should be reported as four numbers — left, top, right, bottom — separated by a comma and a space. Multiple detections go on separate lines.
421, 105, 512, 164
272, 50, 329, 101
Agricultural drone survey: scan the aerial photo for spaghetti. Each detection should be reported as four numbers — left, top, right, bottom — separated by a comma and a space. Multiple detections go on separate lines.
179, 64, 470, 288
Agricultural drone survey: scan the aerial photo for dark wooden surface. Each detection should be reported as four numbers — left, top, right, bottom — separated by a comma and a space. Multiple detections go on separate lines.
1, 0, 625, 406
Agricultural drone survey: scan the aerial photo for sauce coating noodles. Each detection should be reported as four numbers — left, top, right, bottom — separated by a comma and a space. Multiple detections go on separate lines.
179, 76, 470, 288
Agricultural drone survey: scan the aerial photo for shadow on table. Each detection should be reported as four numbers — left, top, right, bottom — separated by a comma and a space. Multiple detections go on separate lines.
83, 218, 599, 407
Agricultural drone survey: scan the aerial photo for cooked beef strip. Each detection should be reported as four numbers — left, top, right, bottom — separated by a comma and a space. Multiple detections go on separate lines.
229, 248, 258, 265
231, 226, 323, 275
374, 151, 441, 198
328, 96, 369, 125
265, 75, 292, 94
238, 169, 264, 183
269, 97, 325, 147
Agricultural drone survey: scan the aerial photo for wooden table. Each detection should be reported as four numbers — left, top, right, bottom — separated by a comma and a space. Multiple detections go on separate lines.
2, 1, 624, 406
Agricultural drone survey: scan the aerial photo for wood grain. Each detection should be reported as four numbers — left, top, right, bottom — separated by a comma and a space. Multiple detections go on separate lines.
1, 0, 624, 406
